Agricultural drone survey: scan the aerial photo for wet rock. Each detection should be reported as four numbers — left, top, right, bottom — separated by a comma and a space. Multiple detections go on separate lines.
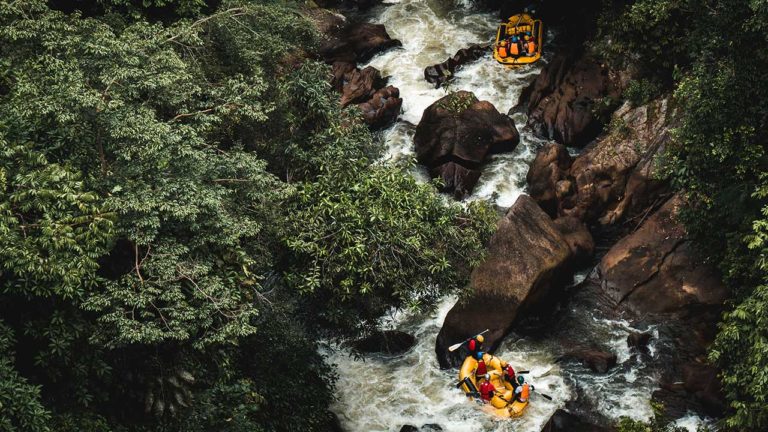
339, 66, 386, 107
553, 216, 594, 265
626, 331, 652, 353
560, 349, 617, 374
424, 44, 490, 89
526, 98, 673, 225
415, 91, 519, 199
526, 142, 572, 218
435, 195, 573, 368
517, 52, 619, 147
681, 362, 726, 417
397, 425, 442, 432
350, 330, 415, 355
596, 195, 729, 315
541, 409, 611, 432
357, 85, 402, 129
321, 22, 402, 64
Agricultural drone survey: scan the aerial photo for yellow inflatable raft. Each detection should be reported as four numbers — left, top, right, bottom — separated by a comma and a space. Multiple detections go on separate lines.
457, 354, 529, 418
493, 13, 543, 67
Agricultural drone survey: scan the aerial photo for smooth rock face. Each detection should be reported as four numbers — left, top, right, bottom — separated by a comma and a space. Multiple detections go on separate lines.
560, 349, 617, 374
596, 195, 729, 315
517, 53, 617, 147
553, 216, 594, 264
527, 98, 673, 224
415, 91, 519, 199
350, 330, 415, 355
338, 66, 385, 107
320, 22, 402, 64
540, 408, 612, 432
424, 44, 489, 89
435, 195, 572, 368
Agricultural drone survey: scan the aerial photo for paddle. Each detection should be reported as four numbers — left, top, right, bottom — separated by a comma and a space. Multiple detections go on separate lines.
447, 329, 489, 352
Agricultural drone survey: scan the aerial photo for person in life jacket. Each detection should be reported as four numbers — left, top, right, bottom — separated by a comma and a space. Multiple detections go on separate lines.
467, 334, 484, 355
503, 364, 518, 389
525, 35, 536, 56
475, 351, 488, 377
479, 374, 496, 401
509, 36, 521, 57
497, 40, 510, 58
514, 375, 534, 402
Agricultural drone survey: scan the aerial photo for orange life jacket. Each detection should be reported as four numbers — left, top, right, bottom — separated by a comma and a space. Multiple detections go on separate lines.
518, 383, 530, 402
509, 42, 520, 56
498, 45, 509, 58
527, 41, 536, 55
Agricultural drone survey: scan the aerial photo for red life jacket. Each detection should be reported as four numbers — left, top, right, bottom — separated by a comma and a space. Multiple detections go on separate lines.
505, 365, 516, 383
476, 360, 487, 376
479, 380, 496, 401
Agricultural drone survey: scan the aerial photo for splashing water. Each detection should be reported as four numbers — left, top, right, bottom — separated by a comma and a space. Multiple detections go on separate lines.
326, 1, 714, 430
362, 0, 550, 208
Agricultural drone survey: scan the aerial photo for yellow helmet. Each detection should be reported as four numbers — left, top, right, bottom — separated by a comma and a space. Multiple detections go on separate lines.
476, 334, 485, 344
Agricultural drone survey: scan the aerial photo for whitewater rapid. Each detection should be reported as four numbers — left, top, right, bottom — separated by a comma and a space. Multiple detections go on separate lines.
326, 1, 713, 430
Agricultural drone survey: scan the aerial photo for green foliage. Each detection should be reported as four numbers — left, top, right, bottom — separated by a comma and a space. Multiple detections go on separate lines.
286, 161, 496, 336
624, 79, 662, 107
0, 0, 494, 430
0, 323, 51, 432
605, 0, 768, 429
617, 402, 689, 432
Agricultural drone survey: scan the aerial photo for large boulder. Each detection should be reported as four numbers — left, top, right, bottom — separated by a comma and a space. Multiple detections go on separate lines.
350, 330, 415, 355
338, 66, 386, 107
526, 98, 673, 224
553, 216, 594, 265
435, 195, 572, 368
595, 195, 729, 315
357, 85, 401, 129
517, 53, 619, 147
320, 22, 402, 64
424, 44, 489, 89
415, 91, 519, 199
541, 409, 612, 432
559, 349, 617, 374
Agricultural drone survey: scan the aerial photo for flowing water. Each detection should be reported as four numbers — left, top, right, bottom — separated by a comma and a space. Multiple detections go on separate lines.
326, 1, 713, 430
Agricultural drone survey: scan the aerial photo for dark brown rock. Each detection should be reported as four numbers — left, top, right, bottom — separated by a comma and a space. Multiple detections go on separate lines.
424, 44, 490, 89
526, 98, 673, 225
596, 195, 729, 315
415, 91, 519, 199
560, 349, 617, 374
626, 331, 652, 352
526, 142, 572, 217
553, 216, 594, 264
339, 66, 385, 107
320, 22, 402, 64
435, 195, 572, 368
517, 53, 618, 147
540, 409, 612, 432
350, 330, 415, 355
357, 85, 401, 129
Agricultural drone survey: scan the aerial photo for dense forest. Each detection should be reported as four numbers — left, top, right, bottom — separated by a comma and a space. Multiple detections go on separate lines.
0, 0, 767, 431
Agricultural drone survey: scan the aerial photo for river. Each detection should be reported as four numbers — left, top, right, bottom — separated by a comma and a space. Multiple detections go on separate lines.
325, 1, 713, 430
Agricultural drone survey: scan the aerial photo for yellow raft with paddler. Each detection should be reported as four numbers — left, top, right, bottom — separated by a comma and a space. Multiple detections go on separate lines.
493, 13, 543, 67
457, 353, 529, 418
